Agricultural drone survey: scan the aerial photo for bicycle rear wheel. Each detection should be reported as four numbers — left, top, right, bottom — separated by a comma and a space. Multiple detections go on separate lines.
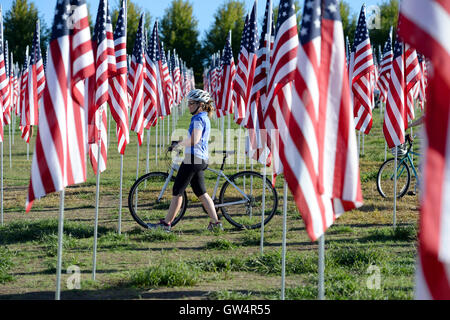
377, 158, 411, 199
219, 171, 278, 229
128, 172, 187, 229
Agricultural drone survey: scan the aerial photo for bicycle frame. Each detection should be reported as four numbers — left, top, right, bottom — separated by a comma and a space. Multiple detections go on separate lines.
394, 151, 421, 183
157, 162, 251, 209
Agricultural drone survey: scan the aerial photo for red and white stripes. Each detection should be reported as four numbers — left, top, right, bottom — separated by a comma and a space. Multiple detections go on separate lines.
26, 0, 95, 212
399, 0, 450, 300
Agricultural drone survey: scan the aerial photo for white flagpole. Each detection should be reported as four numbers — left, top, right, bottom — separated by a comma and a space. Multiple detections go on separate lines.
167, 115, 170, 145
260, 156, 267, 256
118, 154, 124, 235
281, 179, 288, 300
55, 190, 65, 300
237, 126, 241, 171
146, 128, 151, 175
27, 142, 29, 161
393, 147, 398, 228
162, 114, 165, 150
358, 131, 361, 157
1, 142, 3, 226
155, 121, 159, 168
362, 133, 365, 156
221, 116, 225, 151
9, 123, 12, 168
107, 108, 111, 149
136, 140, 140, 181
318, 235, 325, 300
92, 106, 104, 281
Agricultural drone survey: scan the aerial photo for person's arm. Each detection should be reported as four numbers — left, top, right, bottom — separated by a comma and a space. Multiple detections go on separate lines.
178, 128, 202, 147
408, 115, 425, 129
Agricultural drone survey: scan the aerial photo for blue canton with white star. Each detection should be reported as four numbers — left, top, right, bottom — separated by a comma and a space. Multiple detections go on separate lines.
299, 0, 321, 45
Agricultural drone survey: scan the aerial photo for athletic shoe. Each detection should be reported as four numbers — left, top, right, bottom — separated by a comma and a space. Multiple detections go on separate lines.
147, 219, 171, 232
207, 221, 224, 232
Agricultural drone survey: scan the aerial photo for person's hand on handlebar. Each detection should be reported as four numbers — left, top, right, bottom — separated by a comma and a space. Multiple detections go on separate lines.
168, 140, 180, 152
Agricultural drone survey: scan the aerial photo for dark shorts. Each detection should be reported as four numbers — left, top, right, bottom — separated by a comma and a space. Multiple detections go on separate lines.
172, 155, 208, 197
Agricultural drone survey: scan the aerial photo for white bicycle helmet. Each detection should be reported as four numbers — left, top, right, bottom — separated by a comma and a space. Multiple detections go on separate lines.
187, 89, 212, 104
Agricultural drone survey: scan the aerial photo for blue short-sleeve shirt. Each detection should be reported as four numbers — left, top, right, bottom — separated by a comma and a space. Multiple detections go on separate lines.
186, 111, 210, 160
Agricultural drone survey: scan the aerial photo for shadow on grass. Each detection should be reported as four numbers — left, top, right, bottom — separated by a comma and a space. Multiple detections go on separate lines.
0, 219, 115, 245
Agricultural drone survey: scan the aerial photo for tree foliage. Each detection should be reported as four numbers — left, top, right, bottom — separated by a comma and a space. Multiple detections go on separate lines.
159, 0, 201, 82
202, 0, 246, 64
3, 0, 50, 66
367, 0, 399, 54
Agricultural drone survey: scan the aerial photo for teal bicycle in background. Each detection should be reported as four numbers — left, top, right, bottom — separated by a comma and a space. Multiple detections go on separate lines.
377, 134, 421, 198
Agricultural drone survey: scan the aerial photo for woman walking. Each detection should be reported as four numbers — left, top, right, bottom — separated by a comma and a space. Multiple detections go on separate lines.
149, 89, 223, 231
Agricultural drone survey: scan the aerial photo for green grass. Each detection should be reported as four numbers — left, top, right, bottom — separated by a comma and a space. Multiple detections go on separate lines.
0, 247, 16, 284
0, 219, 113, 244
205, 238, 236, 250
129, 259, 200, 288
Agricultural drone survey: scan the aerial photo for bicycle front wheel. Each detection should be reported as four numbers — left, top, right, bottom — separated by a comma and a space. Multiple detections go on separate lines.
128, 172, 187, 229
377, 158, 411, 199
219, 171, 278, 229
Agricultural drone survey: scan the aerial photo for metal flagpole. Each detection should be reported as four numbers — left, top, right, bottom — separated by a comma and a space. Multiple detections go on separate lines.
162, 114, 165, 150
167, 115, 170, 145
55, 190, 65, 300
260, 157, 267, 256
92, 106, 105, 281
393, 147, 398, 228
281, 180, 288, 300
108, 108, 111, 149
237, 127, 241, 171
358, 131, 361, 157
221, 116, 225, 150
9, 123, 12, 168
362, 133, 365, 156
1, 142, 3, 226
318, 235, 325, 300
146, 128, 151, 175
155, 121, 159, 168
118, 154, 123, 235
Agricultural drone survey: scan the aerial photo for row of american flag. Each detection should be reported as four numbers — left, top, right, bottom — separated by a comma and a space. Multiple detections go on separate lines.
202, 0, 449, 299
0, 0, 195, 208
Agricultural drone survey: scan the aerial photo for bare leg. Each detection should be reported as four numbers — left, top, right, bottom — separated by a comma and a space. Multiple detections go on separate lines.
199, 193, 219, 224
165, 195, 183, 225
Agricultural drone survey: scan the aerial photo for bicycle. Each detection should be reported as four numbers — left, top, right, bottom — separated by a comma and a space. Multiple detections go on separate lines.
377, 134, 421, 199
128, 145, 279, 230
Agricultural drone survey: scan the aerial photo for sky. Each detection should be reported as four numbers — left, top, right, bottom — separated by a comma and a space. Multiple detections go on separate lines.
1, 0, 382, 40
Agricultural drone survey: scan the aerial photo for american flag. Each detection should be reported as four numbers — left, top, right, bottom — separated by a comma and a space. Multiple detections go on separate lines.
399, 0, 450, 300
143, 21, 161, 129
217, 31, 236, 118
108, 0, 129, 155
2, 40, 11, 126
0, 8, 6, 142
129, 14, 145, 145
377, 34, 393, 103
210, 54, 218, 106
351, 5, 375, 135
88, 0, 116, 175
246, 0, 273, 166
171, 50, 182, 105
383, 34, 406, 149
404, 43, 421, 122
26, 0, 95, 212
160, 41, 174, 116
20, 47, 30, 143
27, 21, 46, 127
417, 53, 427, 109
264, 0, 299, 178
233, 3, 258, 126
